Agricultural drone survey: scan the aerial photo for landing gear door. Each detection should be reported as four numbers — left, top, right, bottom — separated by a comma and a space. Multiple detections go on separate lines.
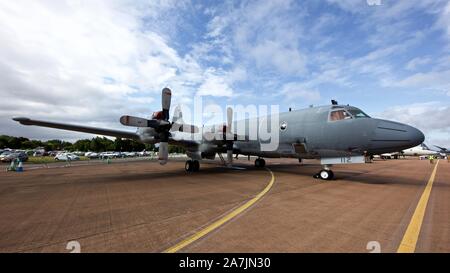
292, 142, 308, 157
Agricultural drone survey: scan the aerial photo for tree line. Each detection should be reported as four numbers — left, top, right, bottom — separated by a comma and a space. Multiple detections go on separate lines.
0, 135, 185, 153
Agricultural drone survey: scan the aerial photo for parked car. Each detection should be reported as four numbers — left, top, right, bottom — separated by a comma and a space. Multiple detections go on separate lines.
0, 151, 13, 161
84, 152, 99, 159
123, 152, 137, 157
100, 152, 116, 159
55, 153, 79, 161
0, 152, 28, 163
114, 152, 127, 158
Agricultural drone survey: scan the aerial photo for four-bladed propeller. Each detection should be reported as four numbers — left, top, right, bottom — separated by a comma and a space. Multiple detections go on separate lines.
120, 88, 240, 166
120, 88, 197, 165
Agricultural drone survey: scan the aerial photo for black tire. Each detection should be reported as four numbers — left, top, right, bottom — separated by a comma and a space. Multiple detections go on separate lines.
255, 158, 265, 168
185, 160, 193, 172
254, 158, 261, 167
328, 170, 334, 180
260, 159, 266, 167
192, 160, 200, 172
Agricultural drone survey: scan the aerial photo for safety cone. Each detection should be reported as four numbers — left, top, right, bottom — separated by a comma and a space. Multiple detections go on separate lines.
16, 161, 23, 172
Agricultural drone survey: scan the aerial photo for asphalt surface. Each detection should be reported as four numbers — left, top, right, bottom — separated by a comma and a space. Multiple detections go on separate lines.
0, 157, 448, 252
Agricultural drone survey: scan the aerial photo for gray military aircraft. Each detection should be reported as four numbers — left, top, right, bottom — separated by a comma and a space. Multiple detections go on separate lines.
13, 88, 424, 180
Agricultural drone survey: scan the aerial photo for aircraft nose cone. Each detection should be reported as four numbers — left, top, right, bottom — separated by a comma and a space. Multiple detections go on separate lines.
370, 120, 425, 154
407, 125, 425, 147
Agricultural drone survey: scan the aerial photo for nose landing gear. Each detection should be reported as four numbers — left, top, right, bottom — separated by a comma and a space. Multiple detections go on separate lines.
314, 169, 334, 180
313, 165, 334, 180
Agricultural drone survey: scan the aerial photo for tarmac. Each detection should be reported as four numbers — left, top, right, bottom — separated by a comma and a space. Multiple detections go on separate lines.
0, 157, 448, 253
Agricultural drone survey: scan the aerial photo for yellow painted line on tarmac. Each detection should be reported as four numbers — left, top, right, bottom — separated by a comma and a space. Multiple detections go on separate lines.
397, 160, 440, 253
163, 167, 275, 253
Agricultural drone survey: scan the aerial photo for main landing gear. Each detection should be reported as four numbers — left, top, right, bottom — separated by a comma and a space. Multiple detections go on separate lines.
313, 165, 334, 180
254, 158, 266, 168
185, 160, 200, 172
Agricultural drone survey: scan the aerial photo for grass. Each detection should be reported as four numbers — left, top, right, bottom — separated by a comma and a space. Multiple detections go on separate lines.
26, 156, 89, 164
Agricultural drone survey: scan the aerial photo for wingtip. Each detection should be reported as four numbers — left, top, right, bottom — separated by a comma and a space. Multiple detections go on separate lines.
12, 117, 31, 124
12, 117, 29, 122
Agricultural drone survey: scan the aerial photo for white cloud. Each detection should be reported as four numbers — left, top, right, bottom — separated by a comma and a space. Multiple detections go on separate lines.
436, 1, 450, 41
196, 69, 234, 97
279, 82, 321, 101
250, 40, 307, 75
405, 56, 432, 71
377, 102, 450, 147
0, 0, 234, 140
387, 69, 450, 96
325, 0, 365, 13
205, 0, 307, 76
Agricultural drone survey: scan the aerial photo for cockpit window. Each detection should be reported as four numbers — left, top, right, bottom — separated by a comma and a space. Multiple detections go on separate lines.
347, 108, 370, 118
329, 109, 352, 121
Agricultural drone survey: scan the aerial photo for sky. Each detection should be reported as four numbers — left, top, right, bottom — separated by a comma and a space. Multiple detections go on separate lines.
0, 0, 449, 147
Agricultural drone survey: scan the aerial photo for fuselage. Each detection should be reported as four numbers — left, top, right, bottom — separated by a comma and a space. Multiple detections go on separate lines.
138, 104, 425, 160
232, 105, 424, 159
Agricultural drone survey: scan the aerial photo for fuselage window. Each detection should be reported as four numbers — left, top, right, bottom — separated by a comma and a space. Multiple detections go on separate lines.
329, 110, 352, 121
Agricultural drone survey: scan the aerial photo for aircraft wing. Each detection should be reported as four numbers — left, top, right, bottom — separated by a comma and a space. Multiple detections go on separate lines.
12, 117, 140, 140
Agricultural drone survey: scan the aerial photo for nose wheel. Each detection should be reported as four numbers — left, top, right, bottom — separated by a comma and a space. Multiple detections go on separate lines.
314, 169, 334, 180
185, 160, 200, 172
